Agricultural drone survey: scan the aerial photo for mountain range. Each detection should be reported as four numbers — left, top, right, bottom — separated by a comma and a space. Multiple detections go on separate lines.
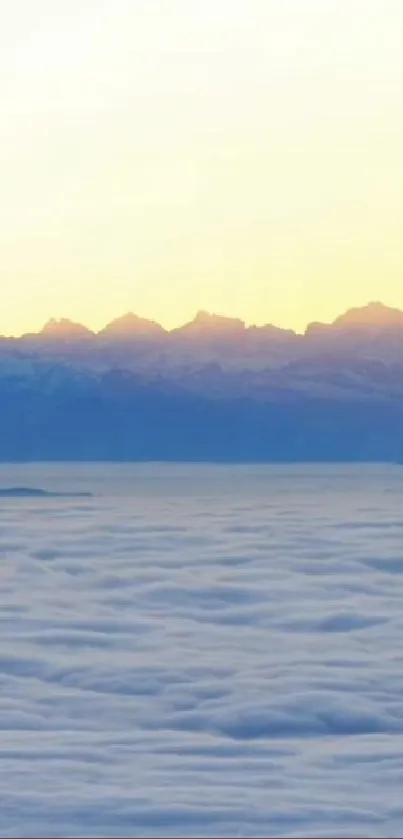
3, 301, 403, 370
1, 302, 403, 462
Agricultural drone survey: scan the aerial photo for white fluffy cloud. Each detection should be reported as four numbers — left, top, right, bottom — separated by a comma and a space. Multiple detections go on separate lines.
1, 463, 403, 837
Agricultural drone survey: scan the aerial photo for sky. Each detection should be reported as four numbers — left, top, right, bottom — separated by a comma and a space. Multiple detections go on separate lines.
1, 0, 403, 336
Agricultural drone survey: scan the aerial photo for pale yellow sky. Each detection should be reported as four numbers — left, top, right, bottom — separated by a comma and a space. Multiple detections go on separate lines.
1, 0, 403, 336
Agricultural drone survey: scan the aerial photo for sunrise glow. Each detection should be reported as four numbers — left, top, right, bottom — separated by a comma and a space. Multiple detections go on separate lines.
1, 0, 403, 336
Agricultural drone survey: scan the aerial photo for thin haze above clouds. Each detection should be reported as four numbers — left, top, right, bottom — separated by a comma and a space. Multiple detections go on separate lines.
2, 463, 403, 837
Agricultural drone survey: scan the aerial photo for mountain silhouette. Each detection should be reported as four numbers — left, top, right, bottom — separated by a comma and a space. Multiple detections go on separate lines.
1, 301, 403, 463
173, 311, 246, 338
306, 301, 403, 337
2, 301, 402, 370
333, 301, 403, 328
98, 312, 166, 340
4, 300, 402, 344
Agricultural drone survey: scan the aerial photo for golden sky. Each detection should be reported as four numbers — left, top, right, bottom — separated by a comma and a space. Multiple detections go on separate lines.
1, 0, 403, 336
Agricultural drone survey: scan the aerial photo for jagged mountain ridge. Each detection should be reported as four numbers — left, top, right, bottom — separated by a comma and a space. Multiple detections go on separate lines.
9, 300, 403, 338
1, 302, 402, 374
2, 301, 403, 463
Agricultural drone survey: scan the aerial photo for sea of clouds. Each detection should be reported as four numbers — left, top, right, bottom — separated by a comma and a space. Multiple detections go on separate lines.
2, 463, 403, 838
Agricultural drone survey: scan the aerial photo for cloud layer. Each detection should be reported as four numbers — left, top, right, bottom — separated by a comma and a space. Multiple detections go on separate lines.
2, 463, 403, 837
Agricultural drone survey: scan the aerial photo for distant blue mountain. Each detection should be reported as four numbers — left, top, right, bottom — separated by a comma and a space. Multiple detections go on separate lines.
3, 301, 403, 372
1, 302, 403, 462
0, 361, 403, 463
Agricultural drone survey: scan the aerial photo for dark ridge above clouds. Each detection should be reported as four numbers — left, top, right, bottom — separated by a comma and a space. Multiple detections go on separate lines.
0, 487, 93, 498
2, 302, 403, 463
98, 312, 166, 340
1, 301, 403, 375
1, 300, 401, 342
